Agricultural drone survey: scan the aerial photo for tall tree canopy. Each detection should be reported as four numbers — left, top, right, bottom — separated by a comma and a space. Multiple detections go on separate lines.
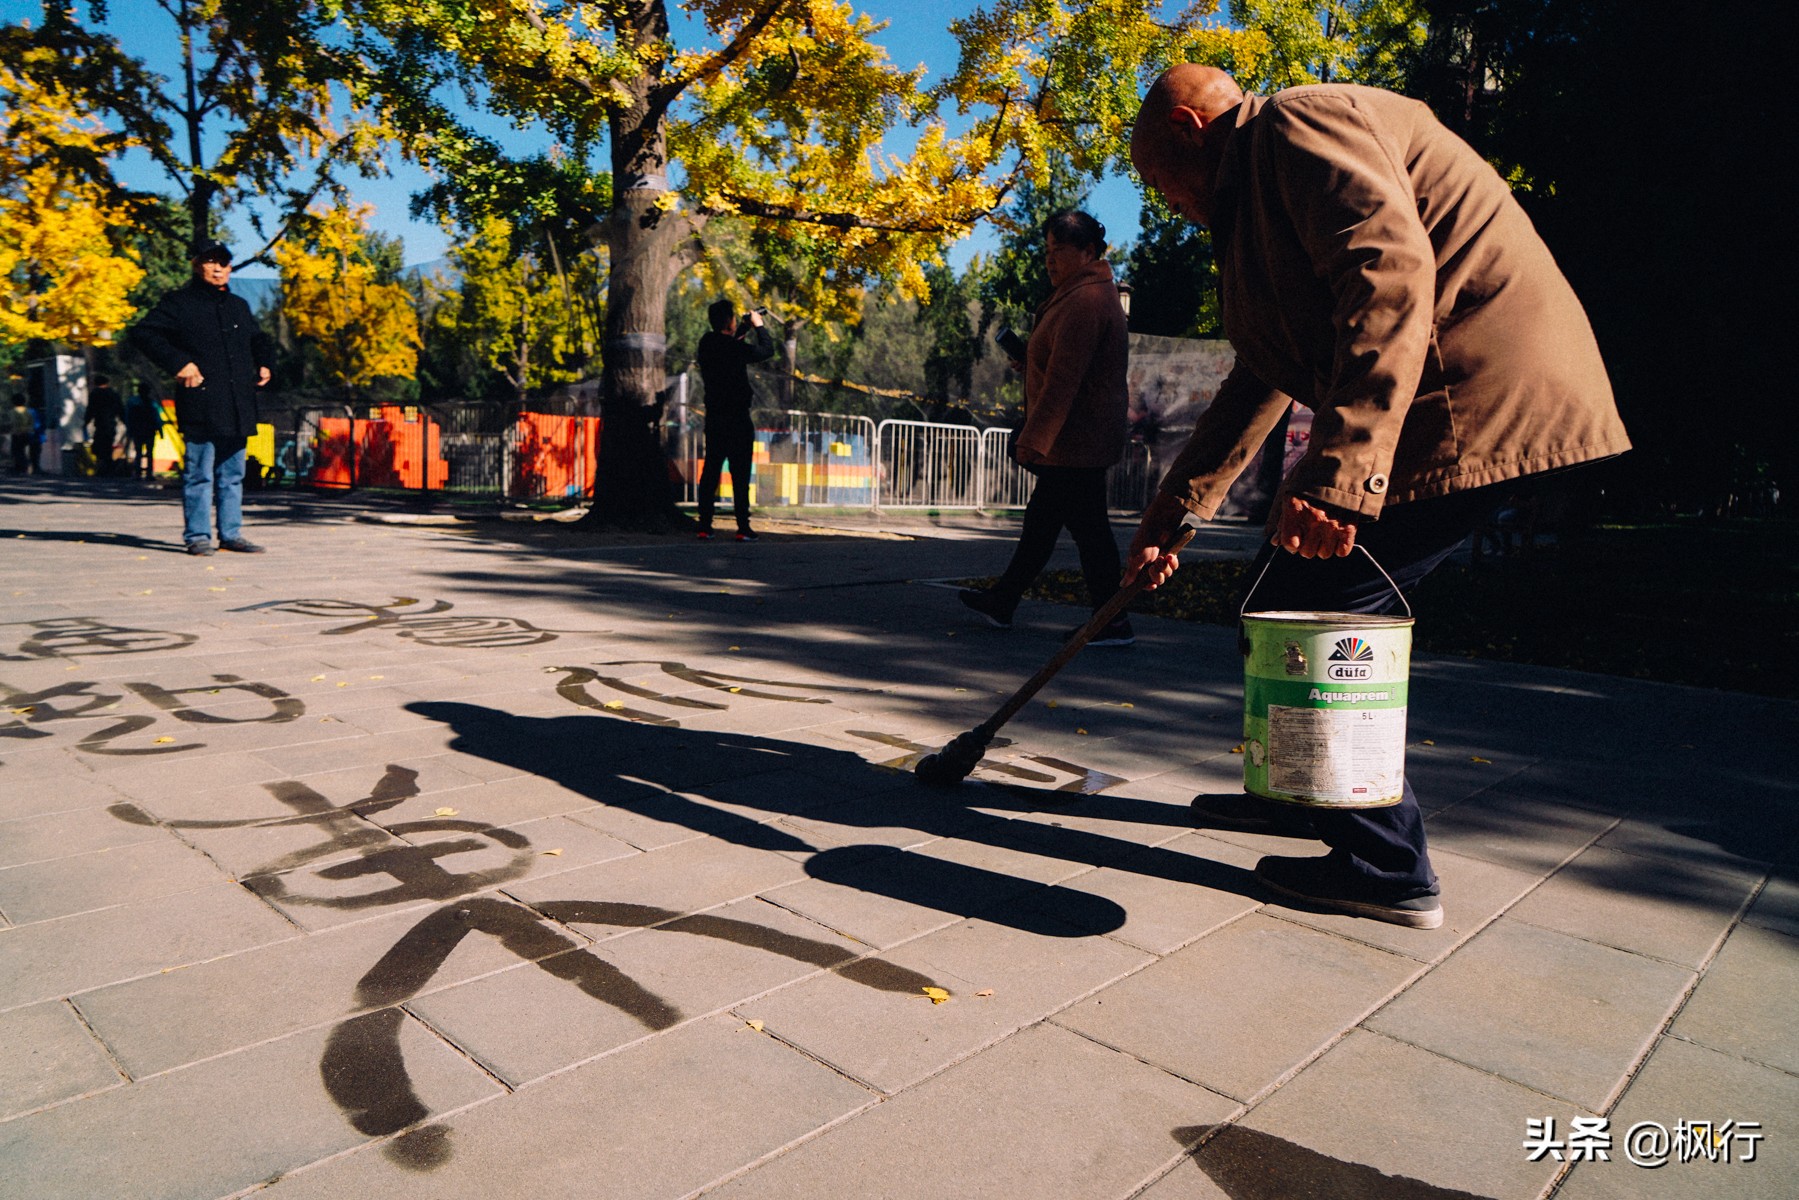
335, 0, 1268, 521
0, 51, 144, 356
2, 0, 392, 261
274, 202, 420, 396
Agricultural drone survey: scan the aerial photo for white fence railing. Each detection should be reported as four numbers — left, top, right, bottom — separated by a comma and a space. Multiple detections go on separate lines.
671, 410, 1157, 513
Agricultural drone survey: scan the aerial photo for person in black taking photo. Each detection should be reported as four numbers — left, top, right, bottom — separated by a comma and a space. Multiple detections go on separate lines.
130, 242, 275, 556
693, 299, 774, 541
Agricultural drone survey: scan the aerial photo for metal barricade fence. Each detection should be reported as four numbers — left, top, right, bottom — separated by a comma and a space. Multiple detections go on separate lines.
672, 410, 879, 508
875, 419, 984, 509
289, 400, 1153, 514
979, 428, 1034, 509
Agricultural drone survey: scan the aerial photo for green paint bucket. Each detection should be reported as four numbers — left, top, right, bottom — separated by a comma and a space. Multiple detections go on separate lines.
1240, 551, 1413, 808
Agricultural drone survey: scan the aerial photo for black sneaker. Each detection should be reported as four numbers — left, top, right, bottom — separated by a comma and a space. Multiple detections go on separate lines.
735, 530, 759, 542
958, 588, 1014, 629
1254, 854, 1444, 929
185, 540, 216, 556
218, 537, 265, 553
1074, 616, 1135, 646
1191, 794, 1316, 838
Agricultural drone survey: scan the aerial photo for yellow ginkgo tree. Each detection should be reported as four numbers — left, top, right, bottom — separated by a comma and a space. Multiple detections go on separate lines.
0, 55, 144, 354
274, 203, 420, 397
343, 0, 1268, 521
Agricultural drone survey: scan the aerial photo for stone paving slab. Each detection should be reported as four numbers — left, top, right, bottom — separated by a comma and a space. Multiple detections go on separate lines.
1056, 913, 1420, 1102
707, 1022, 1239, 1200
1160, 1029, 1586, 1200
0, 1009, 501, 1200
1668, 923, 1799, 1074
1554, 1035, 1799, 1199
0, 882, 296, 1010
0, 834, 226, 925
0, 1001, 124, 1120
744, 913, 1152, 1093
3, 481, 1797, 1200
1364, 917, 1697, 1110
255, 1015, 877, 1200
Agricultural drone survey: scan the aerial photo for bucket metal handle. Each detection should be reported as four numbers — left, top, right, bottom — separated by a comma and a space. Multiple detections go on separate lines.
1239, 543, 1413, 623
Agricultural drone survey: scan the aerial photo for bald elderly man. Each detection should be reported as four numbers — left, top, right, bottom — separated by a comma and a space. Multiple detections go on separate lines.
1124, 66, 1630, 928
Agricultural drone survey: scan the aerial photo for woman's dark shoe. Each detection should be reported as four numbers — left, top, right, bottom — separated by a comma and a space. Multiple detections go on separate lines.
958, 588, 1014, 629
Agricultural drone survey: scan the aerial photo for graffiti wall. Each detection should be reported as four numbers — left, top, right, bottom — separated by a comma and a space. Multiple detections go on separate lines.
1125, 334, 1312, 522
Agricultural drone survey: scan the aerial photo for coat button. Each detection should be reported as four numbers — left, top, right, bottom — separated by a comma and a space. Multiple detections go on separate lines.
1366, 473, 1389, 494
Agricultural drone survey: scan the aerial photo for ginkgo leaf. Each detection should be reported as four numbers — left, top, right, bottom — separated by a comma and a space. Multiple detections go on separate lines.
310, 675, 326, 682
602, 700, 626, 710
542, 848, 563, 856
1471, 756, 1492, 764
336, 682, 347, 687
1230, 743, 1245, 754
1076, 728, 1088, 735
1421, 739, 1435, 745
922, 986, 951, 1004
434, 807, 459, 816
728, 646, 741, 651
1045, 700, 1058, 709
153, 736, 174, 743
745, 1018, 764, 1032
727, 686, 741, 693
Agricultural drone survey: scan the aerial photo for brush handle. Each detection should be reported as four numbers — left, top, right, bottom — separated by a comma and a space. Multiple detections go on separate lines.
976, 523, 1197, 738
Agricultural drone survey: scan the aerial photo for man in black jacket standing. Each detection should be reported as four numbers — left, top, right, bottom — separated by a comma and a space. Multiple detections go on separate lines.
693, 299, 774, 541
130, 243, 275, 555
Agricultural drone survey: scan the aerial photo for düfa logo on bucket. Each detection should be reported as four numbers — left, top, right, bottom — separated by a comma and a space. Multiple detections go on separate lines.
1326, 636, 1375, 680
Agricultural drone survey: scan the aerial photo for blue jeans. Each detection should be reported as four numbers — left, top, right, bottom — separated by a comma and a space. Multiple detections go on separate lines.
183, 438, 246, 545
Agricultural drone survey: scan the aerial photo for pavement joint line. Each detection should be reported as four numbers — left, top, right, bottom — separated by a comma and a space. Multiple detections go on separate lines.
1658, 1028, 1799, 1082
61, 995, 134, 1086
398, 1001, 516, 1095
672, 1089, 891, 1200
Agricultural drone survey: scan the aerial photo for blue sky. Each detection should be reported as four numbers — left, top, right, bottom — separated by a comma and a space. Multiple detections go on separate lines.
3, 1, 1198, 276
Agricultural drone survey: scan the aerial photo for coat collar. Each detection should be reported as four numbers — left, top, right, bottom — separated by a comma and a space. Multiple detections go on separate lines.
1209, 94, 1265, 250
1038, 256, 1116, 317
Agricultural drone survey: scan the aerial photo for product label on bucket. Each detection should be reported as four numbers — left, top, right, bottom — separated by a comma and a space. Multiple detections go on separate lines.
1266, 704, 1406, 800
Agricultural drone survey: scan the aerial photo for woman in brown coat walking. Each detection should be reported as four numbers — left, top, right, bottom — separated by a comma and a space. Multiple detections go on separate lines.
960, 210, 1135, 645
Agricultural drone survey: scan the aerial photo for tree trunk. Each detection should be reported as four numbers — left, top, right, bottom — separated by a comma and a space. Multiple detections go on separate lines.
582, 0, 699, 527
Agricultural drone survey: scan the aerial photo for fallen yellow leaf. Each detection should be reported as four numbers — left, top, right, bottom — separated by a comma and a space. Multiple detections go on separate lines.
1076, 728, 1088, 735
139, 589, 153, 595
9, 706, 33, 715
746, 1019, 764, 1032
135, 555, 147, 561
1045, 700, 1058, 709
434, 807, 459, 817
1471, 756, 1492, 764
727, 686, 741, 693
954, 687, 967, 693
335, 681, 347, 688
1421, 738, 1435, 745
602, 700, 626, 710
1119, 702, 1134, 708
728, 645, 741, 651
207, 586, 226, 592
153, 736, 174, 744
368, 675, 384, 680
542, 848, 563, 856
975, 989, 995, 998
310, 675, 326, 682
922, 986, 951, 1004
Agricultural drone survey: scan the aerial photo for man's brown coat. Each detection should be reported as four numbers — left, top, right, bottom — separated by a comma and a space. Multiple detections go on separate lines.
1160, 85, 1630, 520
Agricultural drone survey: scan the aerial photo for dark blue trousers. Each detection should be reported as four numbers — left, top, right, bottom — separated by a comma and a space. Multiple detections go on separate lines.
1239, 486, 1512, 896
